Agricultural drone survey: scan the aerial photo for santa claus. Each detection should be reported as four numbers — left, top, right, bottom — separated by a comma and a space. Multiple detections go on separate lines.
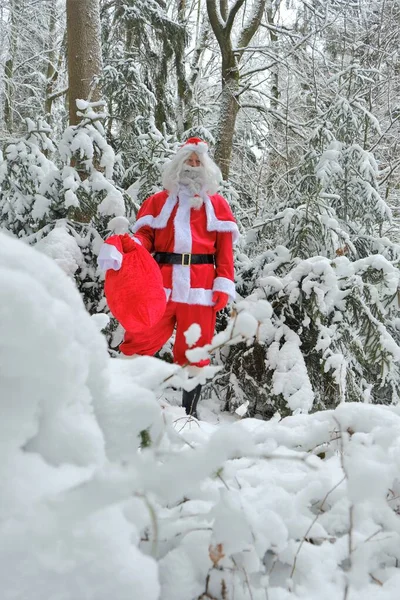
98, 137, 239, 417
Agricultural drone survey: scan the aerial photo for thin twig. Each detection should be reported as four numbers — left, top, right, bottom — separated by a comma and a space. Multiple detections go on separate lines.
290, 475, 346, 578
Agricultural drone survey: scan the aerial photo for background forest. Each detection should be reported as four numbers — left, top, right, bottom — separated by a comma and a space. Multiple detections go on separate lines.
4, 3, 400, 600
2, 0, 400, 416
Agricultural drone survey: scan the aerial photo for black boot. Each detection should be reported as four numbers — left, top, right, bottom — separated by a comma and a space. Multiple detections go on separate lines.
182, 384, 202, 418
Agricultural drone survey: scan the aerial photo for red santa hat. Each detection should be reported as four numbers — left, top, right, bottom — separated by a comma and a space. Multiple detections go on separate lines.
180, 137, 209, 155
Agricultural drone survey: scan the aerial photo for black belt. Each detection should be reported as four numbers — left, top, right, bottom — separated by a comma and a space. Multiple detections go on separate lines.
153, 252, 215, 266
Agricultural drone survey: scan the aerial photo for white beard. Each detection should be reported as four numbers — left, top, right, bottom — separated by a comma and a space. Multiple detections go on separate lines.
188, 195, 204, 209
178, 165, 205, 209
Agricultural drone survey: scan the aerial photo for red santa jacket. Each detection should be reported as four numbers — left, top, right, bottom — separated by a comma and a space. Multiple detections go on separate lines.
131, 189, 239, 306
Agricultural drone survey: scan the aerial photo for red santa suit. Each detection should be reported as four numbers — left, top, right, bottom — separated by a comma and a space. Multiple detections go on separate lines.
119, 187, 239, 366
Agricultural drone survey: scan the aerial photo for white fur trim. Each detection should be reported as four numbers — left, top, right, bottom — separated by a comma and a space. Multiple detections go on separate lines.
131, 194, 178, 233
213, 277, 236, 302
168, 286, 214, 305
189, 195, 204, 209
182, 141, 208, 154
188, 288, 214, 305
166, 285, 238, 306
172, 266, 191, 302
171, 192, 192, 302
173, 191, 192, 253
203, 196, 240, 244
97, 243, 123, 271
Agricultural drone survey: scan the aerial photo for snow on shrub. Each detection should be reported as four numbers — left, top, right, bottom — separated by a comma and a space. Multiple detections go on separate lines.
232, 251, 400, 417
0, 107, 136, 346
225, 95, 400, 417
0, 232, 161, 599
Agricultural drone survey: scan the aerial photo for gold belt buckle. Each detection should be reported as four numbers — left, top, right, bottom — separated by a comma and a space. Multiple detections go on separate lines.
181, 253, 191, 266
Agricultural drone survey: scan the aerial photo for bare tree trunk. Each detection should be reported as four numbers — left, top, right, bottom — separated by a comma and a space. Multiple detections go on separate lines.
66, 0, 103, 125
154, 37, 172, 131
215, 69, 240, 180
176, 0, 192, 134
206, 0, 266, 179
266, 0, 279, 110
188, 19, 211, 128
190, 20, 210, 89
45, 0, 61, 118
4, 0, 20, 134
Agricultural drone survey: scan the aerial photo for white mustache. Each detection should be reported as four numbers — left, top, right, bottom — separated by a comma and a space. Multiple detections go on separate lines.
179, 165, 205, 191
180, 165, 205, 179
179, 166, 205, 209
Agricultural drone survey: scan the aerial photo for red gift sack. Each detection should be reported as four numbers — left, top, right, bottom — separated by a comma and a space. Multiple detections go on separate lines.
104, 234, 166, 332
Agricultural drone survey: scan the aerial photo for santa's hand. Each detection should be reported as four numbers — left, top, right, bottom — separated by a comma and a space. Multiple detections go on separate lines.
120, 233, 139, 253
97, 243, 123, 271
212, 291, 229, 312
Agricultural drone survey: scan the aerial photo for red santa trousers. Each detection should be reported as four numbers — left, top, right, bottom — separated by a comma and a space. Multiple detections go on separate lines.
119, 300, 217, 366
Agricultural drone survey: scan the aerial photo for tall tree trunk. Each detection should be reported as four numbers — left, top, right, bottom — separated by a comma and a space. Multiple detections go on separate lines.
154, 36, 173, 132
175, 0, 192, 135
4, 0, 20, 134
189, 19, 211, 127
45, 0, 60, 118
216, 64, 240, 180
266, 0, 279, 110
66, 0, 103, 125
206, 0, 266, 180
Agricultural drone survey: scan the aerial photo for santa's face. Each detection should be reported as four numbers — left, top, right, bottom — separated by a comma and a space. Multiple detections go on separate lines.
185, 152, 201, 167
179, 152, 205, 208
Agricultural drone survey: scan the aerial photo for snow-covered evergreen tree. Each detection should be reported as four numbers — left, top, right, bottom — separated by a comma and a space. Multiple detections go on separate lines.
220, 93, 400, 417
0, 0, 67, 140
0, 101, 134, 319
120, 117, 178, 203
0, 117, 56, 237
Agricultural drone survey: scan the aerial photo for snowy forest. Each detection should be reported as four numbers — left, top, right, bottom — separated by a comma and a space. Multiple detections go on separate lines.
2, 0, 400, 598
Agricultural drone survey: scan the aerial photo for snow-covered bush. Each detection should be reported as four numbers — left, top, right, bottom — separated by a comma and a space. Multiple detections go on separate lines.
155, 401, 400, 600
0, 118, 56, 237
0, 104, 135, 321
235, 253, 400, 415
0, 231, 161, 599
222, 97, 400, 416
2, 232, 400, 600
120, 117, 178, 202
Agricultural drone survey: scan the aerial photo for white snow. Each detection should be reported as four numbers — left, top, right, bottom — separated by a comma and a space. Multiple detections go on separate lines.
2, 233, 400, 600
107, 215, 130, 234
268, 326, 314, 413
0, 232, 159, 600
35, 224, 83, 277
184, 322, 202, 347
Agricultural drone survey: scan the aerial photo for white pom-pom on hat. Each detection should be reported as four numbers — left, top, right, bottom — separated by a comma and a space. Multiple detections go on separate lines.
180, 137, 209, 154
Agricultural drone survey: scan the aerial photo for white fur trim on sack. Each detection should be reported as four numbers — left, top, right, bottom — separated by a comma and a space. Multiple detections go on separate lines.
97, 243, 123, 271
212, 277, 236, 303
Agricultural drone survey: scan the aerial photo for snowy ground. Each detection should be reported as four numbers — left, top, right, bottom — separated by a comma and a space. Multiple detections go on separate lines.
2, 232, 400, 600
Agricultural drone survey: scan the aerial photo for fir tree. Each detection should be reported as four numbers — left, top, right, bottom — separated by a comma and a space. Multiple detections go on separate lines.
0, 118, 56, 237
0, 102, 134, 321
220, 94, 400, 417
